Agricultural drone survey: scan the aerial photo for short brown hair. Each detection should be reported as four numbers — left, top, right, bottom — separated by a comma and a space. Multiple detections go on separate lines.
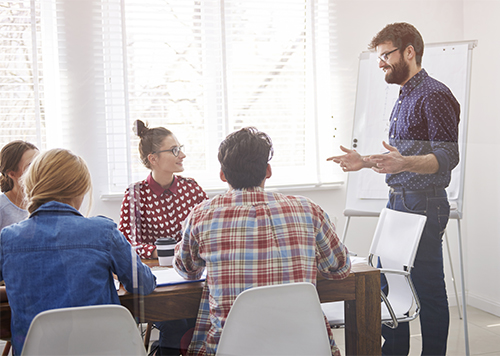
218, 127, 273, 189
369, 22, 424, 66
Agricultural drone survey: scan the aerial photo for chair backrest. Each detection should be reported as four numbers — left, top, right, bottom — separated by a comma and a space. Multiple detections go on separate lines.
369, 208, 427, 271
369, 208, 427, 324
21, 304, 146, 356
216, 282, 331, 356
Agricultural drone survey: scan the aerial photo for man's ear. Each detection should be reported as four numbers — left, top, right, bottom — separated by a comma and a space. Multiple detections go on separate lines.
406, 45, 416, 61
265, 164, 272, 179
220, 169, 227, 182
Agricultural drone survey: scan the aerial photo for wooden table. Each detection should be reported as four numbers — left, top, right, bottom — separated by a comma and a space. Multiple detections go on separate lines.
0, 264, 380, 355
119, 263, 381, 356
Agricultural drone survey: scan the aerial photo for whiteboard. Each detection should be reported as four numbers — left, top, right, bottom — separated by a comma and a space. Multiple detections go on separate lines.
344, 41, 477, 219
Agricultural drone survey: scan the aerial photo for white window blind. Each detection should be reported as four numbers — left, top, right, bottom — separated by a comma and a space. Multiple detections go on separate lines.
1, 1, 342, 196
0, 0, 45, 149
103, 0, 339, 194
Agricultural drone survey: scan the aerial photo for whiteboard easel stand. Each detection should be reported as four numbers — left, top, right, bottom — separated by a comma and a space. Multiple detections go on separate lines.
450, 212, 470, 356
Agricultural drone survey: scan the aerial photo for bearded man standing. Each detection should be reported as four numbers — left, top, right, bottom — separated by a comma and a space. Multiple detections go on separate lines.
328, 22, 460, 355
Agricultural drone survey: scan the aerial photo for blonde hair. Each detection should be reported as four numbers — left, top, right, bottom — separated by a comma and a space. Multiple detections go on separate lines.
23, 148, 92, 213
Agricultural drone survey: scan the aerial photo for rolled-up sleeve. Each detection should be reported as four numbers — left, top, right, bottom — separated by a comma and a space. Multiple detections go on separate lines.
424, 91, 460, 173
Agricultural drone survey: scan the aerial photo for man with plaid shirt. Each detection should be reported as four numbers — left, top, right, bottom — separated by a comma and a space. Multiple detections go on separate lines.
174, 127, 351, 356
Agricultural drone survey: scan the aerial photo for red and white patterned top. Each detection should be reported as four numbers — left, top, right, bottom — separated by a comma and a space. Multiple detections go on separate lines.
174, 187, 351, 356
119, 174, 208, 259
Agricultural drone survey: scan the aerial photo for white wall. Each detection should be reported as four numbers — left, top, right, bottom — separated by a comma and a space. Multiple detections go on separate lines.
80, 0, 499, 316
462, 0, 500, 316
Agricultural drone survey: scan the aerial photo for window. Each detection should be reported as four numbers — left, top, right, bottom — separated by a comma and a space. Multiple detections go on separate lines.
1, 0, 341, 196
0, 0, 45, 149
103, 0, 340, 194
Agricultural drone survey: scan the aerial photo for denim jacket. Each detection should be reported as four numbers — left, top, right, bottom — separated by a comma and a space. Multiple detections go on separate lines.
0, 201, 157, 355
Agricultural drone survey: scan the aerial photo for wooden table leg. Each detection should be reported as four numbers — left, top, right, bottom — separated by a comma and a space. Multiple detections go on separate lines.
1, 341, 10, 356
144, 323, 153, 350
344, 269, 381, 356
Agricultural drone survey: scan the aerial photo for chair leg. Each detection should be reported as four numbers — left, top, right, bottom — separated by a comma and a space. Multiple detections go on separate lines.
144, 323, 153, 350
2, 341, 11, 356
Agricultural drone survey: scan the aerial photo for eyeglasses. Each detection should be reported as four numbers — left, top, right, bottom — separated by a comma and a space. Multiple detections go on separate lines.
153, 145, 184, 157
377, 48, 399, 63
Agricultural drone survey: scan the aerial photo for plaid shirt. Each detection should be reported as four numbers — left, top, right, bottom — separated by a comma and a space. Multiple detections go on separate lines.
174, 187, 351, 356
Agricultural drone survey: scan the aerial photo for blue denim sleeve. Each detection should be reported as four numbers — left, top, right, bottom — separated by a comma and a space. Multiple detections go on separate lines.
110, 228, 157, 295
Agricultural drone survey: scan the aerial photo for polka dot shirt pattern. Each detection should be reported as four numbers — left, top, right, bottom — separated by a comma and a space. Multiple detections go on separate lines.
119, 175, 208, 259
386, 68, 460, 190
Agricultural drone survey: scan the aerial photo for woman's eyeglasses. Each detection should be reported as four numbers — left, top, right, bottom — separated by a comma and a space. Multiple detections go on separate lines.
153, 145, 184, 157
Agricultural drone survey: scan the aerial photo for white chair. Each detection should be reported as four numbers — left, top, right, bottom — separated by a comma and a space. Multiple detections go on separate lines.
216, 282, 332, 356
21, 304, 146, 356
322, 208, 427, 329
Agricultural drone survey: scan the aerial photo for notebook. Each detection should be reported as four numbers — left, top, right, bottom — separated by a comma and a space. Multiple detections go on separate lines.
152, 267, 206, 287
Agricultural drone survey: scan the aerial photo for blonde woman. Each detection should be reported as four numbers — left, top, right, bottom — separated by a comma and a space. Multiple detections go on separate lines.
0, 149, 156, 356
0, 140, 38, 230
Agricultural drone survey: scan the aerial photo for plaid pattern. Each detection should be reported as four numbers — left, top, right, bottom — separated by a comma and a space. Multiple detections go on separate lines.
174, 187, 351, 356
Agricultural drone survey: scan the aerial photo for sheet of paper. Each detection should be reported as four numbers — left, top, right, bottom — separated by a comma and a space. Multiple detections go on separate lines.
151, 267, 206, 287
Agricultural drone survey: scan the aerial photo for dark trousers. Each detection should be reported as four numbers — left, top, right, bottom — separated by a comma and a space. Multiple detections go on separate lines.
382, 187, 450, 356
154, 318, 196, 354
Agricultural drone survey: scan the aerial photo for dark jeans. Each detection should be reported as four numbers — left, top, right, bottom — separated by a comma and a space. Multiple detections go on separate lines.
382, 187, 450, 356
154, 318, 196, 354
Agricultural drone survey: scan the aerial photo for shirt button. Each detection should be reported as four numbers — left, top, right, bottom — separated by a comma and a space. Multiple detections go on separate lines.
394, 118, 398, 121
398, 100, 402, 104
391, 135, 395, 138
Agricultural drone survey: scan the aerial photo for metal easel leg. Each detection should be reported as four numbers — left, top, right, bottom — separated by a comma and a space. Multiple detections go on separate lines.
444, 228, 462, 320
341, 216, 351, 244
456, 219, 470, 356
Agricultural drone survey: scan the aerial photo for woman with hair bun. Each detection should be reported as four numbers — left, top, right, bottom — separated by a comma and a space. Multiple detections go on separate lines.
119, 120, 208, 355
119, 120, 208, 258
0, 140, 38, 230
0, 148, 156, 356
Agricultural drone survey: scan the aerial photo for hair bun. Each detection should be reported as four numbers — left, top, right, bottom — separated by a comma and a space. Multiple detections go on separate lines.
133, 120, 148, 138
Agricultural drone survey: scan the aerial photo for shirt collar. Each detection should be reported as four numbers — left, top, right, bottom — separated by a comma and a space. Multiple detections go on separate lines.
147, 173, 178, 196
31, 201, 83, 217
401, 68, 428, 97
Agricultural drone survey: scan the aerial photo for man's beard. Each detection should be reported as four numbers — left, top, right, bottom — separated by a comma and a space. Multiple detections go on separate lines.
384, 57, 410, 85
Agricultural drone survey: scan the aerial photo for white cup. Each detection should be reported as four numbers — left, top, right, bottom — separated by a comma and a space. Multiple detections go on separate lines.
155, 237, 176, 266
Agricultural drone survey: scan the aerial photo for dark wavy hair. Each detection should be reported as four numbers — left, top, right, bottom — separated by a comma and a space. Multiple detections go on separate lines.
0, 140, 38, 193
369, 22, 424, 66
134, 120, 173, 170
218, 127, 273, 189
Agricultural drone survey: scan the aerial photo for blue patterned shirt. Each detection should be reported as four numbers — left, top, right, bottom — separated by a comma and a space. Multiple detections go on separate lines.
386, 69, 460, 190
